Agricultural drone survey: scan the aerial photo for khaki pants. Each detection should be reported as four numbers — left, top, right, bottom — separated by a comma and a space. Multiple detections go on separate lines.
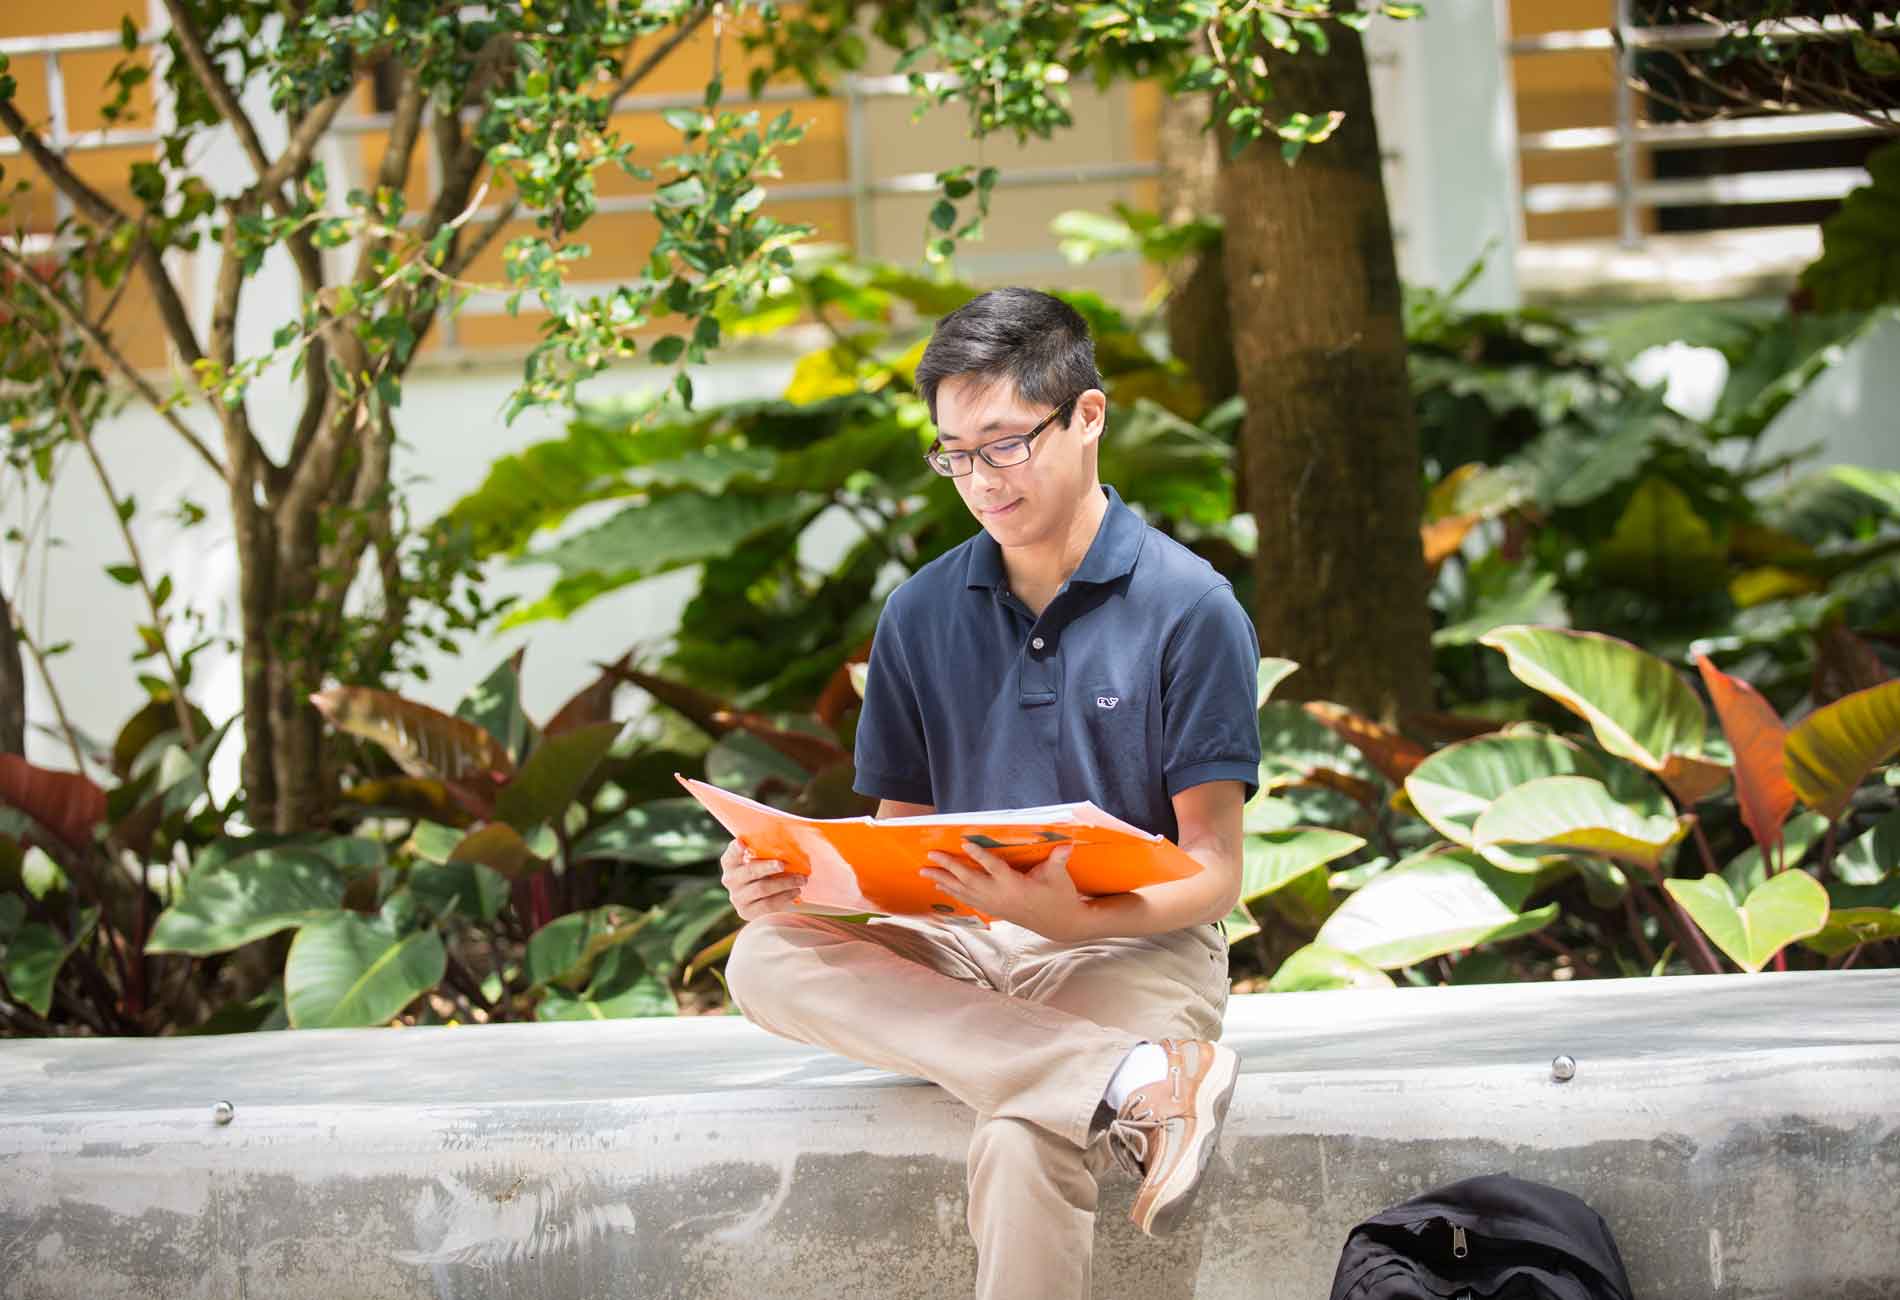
724, 911, 1230, 1299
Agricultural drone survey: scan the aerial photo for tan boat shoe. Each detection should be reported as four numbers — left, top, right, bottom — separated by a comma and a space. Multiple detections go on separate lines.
1107, 1037, 1240, 1236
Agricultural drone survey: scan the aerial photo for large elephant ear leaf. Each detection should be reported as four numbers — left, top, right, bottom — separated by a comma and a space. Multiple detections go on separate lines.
0, 755, 107, 854
284, 914, 446, 1028
1784, 679, 1900, 822
1479, 626, 1727, 804
1314, 850, 1559, 970
1664, 871, 1828, 974
1267, 943, 1395, 993
1473, 775, 1692, 872
1695, 653, 1795, 857
310, 688, 515, 785
1257, 658, 1300, 709
1404, 732, 1602, 846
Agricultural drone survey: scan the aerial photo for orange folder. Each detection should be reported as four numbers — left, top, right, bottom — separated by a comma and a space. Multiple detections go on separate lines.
678, 775, 1203, 923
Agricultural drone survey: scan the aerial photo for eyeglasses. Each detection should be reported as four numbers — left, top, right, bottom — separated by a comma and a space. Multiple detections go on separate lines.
924, 398, 1076, 478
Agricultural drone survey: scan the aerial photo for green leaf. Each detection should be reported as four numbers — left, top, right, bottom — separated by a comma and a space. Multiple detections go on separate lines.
1784, 679, 1900, 821
524, 491, 819, 585
1241, 793, 1301, 834
649, 335, 686, 365
1314, 851, 1559, 969
1725, 810, 1830, 896
1664, 871, 1828, 973
1433, 559, 1567, 648
1267, 942, 1395, 993
446, 822, 545, 880
1, 910, 95, 1017
1472, 775, 1693, 871
285, 915, 445, 1028
707, 728, 811, 793
536, 945, 677, 1020
1256, 701, 1374, 796
1222, 904, 1261, 944
930, 199, 957, 232
630, 881, 734, 974
1801, 905, 1900, 957
494, 721, 621, 831
1594, 477, 1728, 597
409, 859, 508, 923
1852, 32, 1900, 78
1096, 400, 1234, 526
146, 851, 346, 955
1404, 731, 1602, 847
408, 821, 465, 864
455, 652, 531, 761
1240, 830, 1365, 906
1709, 311, 1881, 443
1833, 808, 1900, 886
1800, 140, 1900, 311
1480, 625, 1727, 803
655, 176, 708, 208
572, 797, 727, 866
525, 905, 652, 990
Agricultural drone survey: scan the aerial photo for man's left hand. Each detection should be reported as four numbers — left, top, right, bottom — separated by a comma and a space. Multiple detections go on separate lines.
920, 840, 1097, 943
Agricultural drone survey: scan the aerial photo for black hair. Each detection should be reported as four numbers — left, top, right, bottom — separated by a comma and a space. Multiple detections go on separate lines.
914, 287, 1105, 426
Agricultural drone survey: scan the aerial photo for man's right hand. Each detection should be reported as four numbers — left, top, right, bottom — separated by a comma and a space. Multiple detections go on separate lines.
719, 839, 805, 921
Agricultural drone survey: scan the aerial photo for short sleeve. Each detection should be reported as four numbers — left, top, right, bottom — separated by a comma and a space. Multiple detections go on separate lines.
851, 596, 934, 805
1160, 584, 1262, 802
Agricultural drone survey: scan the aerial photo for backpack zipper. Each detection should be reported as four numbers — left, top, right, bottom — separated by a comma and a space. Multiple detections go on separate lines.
1452, 1224, 1469, 1259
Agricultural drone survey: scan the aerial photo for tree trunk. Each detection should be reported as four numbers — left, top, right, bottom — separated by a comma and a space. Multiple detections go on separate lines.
0, 582, 25, 756
1217, 29, 1434, 725
1158, 93, 1239, 416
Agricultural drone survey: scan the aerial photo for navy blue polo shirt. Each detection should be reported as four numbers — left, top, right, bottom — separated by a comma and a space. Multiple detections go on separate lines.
852, 484, 1261, 843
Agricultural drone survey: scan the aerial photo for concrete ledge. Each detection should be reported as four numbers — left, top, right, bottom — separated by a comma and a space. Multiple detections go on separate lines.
3, 970, 1898, 1299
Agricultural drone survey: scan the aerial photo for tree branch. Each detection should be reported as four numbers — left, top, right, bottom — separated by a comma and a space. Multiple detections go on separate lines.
378, 65, 429, 196
0, 100, 209, 366
208, 215, 269, 493
607, 6, 715, 107
0, 241, 223, 476
258, 89, 349, 198
161, 0, 272, 183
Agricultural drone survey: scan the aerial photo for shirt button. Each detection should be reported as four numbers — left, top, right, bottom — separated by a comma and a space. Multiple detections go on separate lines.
1031, 636, 1045, 650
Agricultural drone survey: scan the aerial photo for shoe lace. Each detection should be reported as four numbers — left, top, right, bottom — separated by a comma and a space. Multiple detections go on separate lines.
1107, 1052, 1188, 1180
1107, 1102, 1160, 1180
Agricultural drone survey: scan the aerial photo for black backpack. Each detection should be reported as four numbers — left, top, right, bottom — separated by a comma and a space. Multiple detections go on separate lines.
1328, 1173, 1637, 1300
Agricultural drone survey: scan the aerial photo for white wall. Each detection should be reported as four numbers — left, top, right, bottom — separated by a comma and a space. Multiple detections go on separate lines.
1365, 4, 1522, 307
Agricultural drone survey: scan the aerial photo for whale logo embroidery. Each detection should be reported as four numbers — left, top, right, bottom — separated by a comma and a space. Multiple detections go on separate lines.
1096, 696, 1120, 709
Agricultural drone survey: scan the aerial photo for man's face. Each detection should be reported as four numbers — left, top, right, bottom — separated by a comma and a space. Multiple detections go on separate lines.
932, 374, 1102, 549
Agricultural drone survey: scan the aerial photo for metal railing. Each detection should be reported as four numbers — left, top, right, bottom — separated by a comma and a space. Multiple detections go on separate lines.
1503, 7, 1889, 246
0, 27, 1159, 349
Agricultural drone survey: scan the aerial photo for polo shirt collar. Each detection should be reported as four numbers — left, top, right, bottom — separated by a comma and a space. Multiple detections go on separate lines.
964, 484, 1143, 592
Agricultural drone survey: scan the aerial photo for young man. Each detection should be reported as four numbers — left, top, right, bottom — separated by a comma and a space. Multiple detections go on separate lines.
720, 287, 1261, 1297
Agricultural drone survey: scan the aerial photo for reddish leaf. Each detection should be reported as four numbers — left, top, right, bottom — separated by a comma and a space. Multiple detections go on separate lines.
815, 635, 875, 728
309, 688, 515, 786
1813, 618, 1891, 709
608, 666, 848, 772
1695, 654, 1795, 858
449, 823, 545, 880
1420, 515, 1479, 572
711, 710, 849, 773
1294, 768, 1384, 809
1402, 712, 1508, 743
1302, 701, 1431, 783
607, 667, 734, 739
0, 755, 107, 853
338, 777, 472, 825
545, 654, 632, 738
792, 761, 878, 818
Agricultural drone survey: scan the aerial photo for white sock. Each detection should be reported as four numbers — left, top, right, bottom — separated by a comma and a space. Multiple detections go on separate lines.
1103, 1042, 1170, 1113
